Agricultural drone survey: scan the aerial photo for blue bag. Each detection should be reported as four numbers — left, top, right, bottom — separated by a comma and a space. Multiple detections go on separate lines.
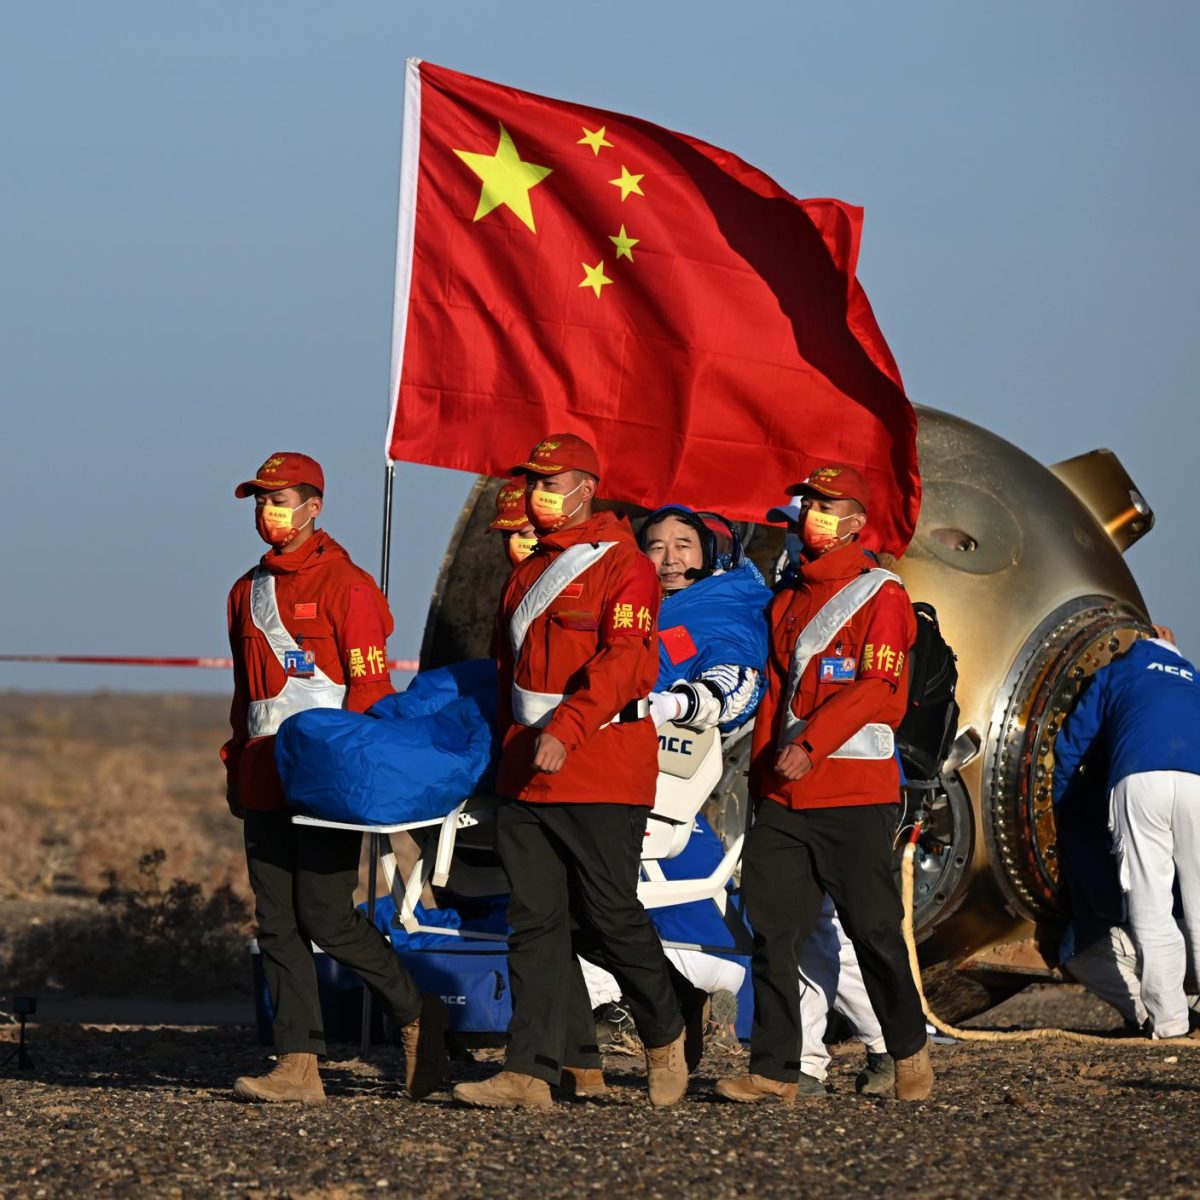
275, 661, 499, 826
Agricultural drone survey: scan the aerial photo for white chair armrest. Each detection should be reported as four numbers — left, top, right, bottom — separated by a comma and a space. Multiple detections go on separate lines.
637, 833, 743, 911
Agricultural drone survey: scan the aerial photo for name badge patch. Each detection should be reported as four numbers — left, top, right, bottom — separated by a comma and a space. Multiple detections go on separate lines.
283, 648, 316, 678
819, 656, 857, 683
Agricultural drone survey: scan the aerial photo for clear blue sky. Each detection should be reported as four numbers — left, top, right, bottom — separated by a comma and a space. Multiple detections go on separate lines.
2, 1, 1197, 693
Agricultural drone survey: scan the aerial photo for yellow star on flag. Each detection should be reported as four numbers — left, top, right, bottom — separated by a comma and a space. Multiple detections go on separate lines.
609, 166, 645, 201
577, 125, 613, 155
578, 260, 613, 298
610, 225, 639, 262
454, 123, 552, 233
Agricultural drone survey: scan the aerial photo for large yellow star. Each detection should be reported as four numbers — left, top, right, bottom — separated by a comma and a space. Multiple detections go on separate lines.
610, 225, 639, 262
454, 123, 552, 233
609, 165, 644, 201
577, 125, 613, 155
578, 260, 613, 298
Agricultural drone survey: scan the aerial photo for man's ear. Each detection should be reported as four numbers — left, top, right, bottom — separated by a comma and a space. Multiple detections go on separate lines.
582, 474, 598, 501
310, 496, 324, 519
848, 510, 867, 535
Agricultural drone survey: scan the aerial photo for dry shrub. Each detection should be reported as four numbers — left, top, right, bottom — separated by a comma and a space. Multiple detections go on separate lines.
73, 745, 247, 900
0, 691, 382, 999
0, 804, 72, 899
5, 848, 252, 998
0, 695, 259, 998
0, 691, 250, 909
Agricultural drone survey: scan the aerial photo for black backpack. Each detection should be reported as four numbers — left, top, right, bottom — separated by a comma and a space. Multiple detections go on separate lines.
895, 602, 959, 781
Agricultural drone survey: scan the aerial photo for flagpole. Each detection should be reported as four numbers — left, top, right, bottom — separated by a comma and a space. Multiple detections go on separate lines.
361, 57, 423, 1061
358, 459, 396, 1061
379, 461, 396, 597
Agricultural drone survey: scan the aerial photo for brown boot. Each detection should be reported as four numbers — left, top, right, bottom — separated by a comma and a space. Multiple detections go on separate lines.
645, 1032, 687, 1107
452, 1070, 554, 1110
559, 1066, 608, 1099
894, 1044, 934, 1101
397, 995, 449, 1099
714, 1073, 798, 1105
233, 1053, 326, 1104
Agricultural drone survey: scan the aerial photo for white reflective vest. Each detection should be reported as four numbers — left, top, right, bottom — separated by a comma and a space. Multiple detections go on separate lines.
780, 568, 902, 760
508, 541, 618, 729
246, 567, 346, 739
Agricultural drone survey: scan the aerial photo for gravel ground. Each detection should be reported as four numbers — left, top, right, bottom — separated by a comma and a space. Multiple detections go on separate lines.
3, 986, 1200, 1200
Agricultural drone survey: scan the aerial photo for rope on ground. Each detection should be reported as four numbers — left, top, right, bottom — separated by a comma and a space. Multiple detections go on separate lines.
900, 821, 1199, 1047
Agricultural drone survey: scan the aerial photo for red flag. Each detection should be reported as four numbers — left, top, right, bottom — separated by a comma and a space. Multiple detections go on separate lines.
386, 61, 920, 554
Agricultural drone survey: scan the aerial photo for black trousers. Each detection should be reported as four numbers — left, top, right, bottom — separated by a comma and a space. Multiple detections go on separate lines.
244, 809, 423, 1055
742, 800, 927, 1081
496, 800, 685, 1084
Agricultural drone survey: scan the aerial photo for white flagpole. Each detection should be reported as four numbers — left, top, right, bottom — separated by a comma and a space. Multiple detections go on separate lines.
379, 55, 424, 600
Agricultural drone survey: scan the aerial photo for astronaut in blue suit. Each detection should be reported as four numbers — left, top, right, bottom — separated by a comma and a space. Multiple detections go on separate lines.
1054, 628, 1200, 1038
637, 507, 771, 731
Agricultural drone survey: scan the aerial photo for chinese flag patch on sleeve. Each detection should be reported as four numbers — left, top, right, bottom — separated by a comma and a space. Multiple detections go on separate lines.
659, 625, 698, 666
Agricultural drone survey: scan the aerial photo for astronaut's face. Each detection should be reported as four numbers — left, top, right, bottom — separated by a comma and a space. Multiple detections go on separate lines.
642, 515, 704, 592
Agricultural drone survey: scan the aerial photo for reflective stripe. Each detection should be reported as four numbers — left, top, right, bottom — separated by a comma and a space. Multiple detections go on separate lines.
246, 567, 346, 738
780, 568, 901, 760
784, 714, 896, 760
509, 542, 618, 653
508, 541, 650, 729
511, 684, 560, 729
512, 690, 651, 731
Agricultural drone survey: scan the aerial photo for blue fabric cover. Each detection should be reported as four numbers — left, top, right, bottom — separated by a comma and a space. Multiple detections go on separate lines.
370, 894, 511, 947
275, 661, 499, 825
1053, 639, 1200, 805
656, 559, 771, 730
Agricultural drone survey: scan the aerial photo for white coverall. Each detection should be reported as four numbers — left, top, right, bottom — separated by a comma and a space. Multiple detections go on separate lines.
1110, 770, 1200, 1038
1064, 921, 1200, 1030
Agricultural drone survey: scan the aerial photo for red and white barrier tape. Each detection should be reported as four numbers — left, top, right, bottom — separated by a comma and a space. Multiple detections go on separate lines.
0, 654, 420, 672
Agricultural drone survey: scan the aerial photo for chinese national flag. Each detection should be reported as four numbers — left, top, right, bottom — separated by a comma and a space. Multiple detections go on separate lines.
386, 61, 920, 554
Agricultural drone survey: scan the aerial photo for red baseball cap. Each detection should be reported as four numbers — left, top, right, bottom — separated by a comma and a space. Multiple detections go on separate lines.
765, 464, 869, 523
235, 452, 325, 499
490, 479, 530, 531
512, 433, 601, 479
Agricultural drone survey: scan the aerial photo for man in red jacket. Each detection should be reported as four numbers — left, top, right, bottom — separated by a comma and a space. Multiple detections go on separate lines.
453, 434, 687, 1110
223, 451, 444, 1104
716, 465, 933, 1104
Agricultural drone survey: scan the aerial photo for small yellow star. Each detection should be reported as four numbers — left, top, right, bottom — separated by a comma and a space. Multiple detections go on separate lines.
577, 125, 613, 155
578, 260, 613, 298
610, 225, 639, 262
608, 165, 645, 201
453, 123, 553, 233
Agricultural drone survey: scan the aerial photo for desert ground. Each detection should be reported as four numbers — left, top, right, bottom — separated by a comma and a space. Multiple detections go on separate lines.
3, 691, 1200, 1198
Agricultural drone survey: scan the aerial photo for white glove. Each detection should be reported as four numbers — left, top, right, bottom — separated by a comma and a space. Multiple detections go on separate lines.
649, 690, 685, 728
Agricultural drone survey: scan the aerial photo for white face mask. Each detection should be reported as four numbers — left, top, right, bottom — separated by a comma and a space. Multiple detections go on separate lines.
528, 481, 585, 532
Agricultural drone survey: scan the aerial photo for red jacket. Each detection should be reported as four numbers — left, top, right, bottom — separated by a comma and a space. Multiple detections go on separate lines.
222, 530, 394, 812
750, 542, 915, 810
495, 510, 661, 806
